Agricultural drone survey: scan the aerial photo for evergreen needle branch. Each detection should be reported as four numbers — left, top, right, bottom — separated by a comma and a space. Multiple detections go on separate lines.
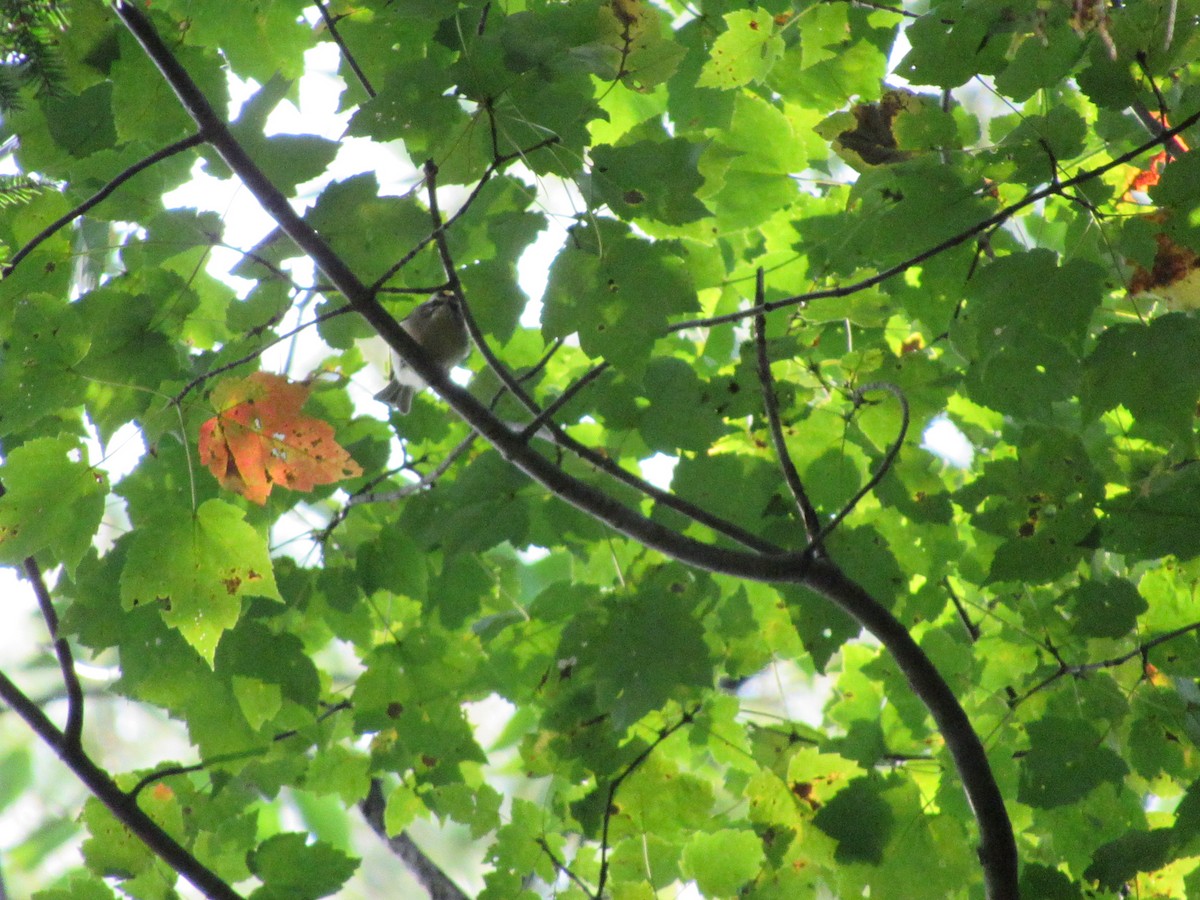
313, 0, 375, 98
117, 5, 1017, 895
673, 106, 1200, 331
361, 780, 470, 900
753, 268, 823, 550
0, 670, 242, 900
1, 132, 205, 277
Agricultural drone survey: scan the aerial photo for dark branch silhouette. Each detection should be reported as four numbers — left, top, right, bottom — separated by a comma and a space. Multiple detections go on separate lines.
313, 0, 376, 99
2, 132, 205, 277
672, 107, 1200, 332
114, 4, 1020, 896
0, 670, 242, 899
752, 267, 823, 550
360, 780, 470, 900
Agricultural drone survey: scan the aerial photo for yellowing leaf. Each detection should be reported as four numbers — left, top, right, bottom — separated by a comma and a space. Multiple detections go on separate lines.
120, 499, 283, 664
696, 9, 784, 90
198, 371, 362, 505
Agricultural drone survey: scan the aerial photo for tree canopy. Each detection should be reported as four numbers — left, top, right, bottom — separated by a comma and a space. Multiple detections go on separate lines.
2, 0, 1200, 898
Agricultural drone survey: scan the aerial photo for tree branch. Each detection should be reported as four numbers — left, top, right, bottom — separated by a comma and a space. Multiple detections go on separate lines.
115, 5, 1018, 896
805, 381, 908, 552
1, 132, 205, 277
313, 0, 375, 99
1010, 621, 1200, 710
360, 779, 470, 900
421, 161, 785, 555
596, 707, 697, 897
752, 268, 823, 550
0, 670, 241, 900
672, 106, 1200, 331
21, 556, 82, 750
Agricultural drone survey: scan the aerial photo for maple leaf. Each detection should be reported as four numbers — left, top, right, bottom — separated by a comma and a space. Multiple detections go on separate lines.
198, 372, 363, 505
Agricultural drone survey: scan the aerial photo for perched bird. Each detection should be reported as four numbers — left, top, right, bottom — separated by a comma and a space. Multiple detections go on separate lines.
374, 291, 471, 413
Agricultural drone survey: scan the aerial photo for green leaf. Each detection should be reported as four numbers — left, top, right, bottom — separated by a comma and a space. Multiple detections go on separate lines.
1102, 465, 1200, 560
1083, 314, 1200, 444
543, 223, 696, 374
812, 776, 894, 864
120, 500, 282, 664
1062, 579, 1148, 639
247, 833, 359, 900
579, 568, 714, 729
1018, 717, 1128, 808
590, 138, 711, 225
681, 829, 765, 896
0, 293, 90, 439
0, 436, 106, 575
1085, 829, 1174, 890
697, 10, 785, 89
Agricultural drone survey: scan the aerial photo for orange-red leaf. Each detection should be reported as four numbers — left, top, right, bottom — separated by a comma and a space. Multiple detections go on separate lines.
198, 372, 363, 505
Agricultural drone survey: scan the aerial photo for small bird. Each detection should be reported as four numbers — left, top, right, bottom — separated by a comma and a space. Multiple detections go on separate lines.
374, 291, 471, 414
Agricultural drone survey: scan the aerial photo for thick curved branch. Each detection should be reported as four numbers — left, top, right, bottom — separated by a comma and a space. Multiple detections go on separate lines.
115, 5, 1017, 896
0, 670, 241, 900
802, 564, 1017, 900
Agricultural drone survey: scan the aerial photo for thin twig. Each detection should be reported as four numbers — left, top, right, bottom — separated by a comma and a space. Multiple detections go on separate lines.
423, 160, 548, 420
22, 558, 83, 750
672, 107, 1200, 331
535, 837, 596, 897
313, 0, 375, 98
347, 432, 476, 507
596, 708, 697, 897
752, 268, 823, 550
2, 132, 206, 277
369, 136, 559, 294
804, 381, 908, 554
420, 165, 776, 552
1010, 621, 1200, 710
518, 361, 610, 442
128, 701, 353, 799
172, 302, 352, 404
326, 342, 564, 525
944, 577, 981, 643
